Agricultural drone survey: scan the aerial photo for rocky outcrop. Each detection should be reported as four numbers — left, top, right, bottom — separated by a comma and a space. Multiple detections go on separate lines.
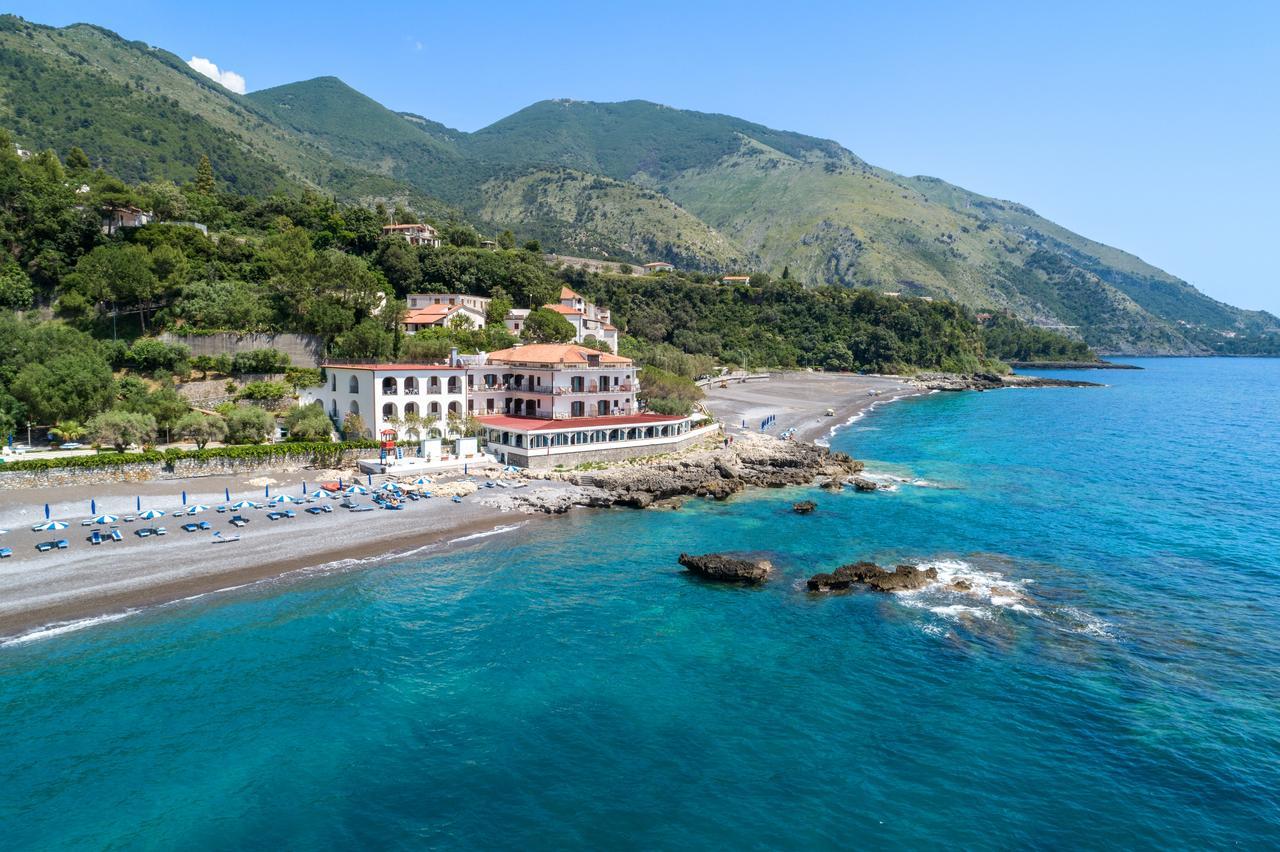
851, 477, 879, 492
793, 500, 817, 514
679, 553, 772, 584
911, 372, 1102, 392
807, 561, 938, 593
476, 485, 613, 514
551, 432, 863, 508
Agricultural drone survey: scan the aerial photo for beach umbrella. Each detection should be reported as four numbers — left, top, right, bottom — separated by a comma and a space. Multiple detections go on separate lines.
136, 495, 141, 512
308, 490, 327, 499
301, 482, 307, 495
91, 498, 97, 515
91, 514, 119, 525
44, 503, 50, 520
230, 500, 255, 510
464, 463, 468, 475
367, 473, 372, 486
344, 485, 368, 495
412, 476, 432, 485
32, 520, 68, 532
224, 487, 231, 502
379, 482, 401, 492
138, 509, 166, 520
186, 505, 210, 514
265, 484, 271, 499
182, 490, 187, 506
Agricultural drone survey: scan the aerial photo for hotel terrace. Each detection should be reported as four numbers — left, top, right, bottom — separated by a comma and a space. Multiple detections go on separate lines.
302, 343, 715, 469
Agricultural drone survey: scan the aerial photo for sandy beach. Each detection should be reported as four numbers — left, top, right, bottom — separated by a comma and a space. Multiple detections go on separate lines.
702, 372, 922, 443
0, 371, 920, 643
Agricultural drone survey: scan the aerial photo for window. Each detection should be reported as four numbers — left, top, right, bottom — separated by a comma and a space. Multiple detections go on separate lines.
448, 401, 460, 415
597, 400, 609, 416
404, 377, 419, 394
447, 376, 461, 394
381, 377, 397, 395
349, 401, 360, 415
348, 376, 359, 393
330, 374, 336, 392
486, 398, 495, 412
428, 376, 441, 394
571, 401, 585, 417
404, 402, 419, 417
429, 402, 441, 416
382, 402, 397, 419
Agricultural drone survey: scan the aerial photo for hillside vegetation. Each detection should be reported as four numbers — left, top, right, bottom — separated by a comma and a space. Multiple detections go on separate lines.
1, 14, 1275, 355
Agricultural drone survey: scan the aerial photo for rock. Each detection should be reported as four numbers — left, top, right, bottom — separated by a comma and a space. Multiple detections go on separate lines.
949, 579, 973, 592
851, 477, 879, 492
679, 552, 772, 584
820, 479, 843, 491
807, 560, 938, 593
792, 500, 817, 514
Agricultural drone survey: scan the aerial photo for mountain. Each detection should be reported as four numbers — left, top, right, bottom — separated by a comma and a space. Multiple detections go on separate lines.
2, 15, 1274, 354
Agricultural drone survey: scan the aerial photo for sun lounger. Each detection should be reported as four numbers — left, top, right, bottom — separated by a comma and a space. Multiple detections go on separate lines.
55, 539, 69, 549
346, 503, 374, 512
451, 495, 463, 503
382, 503, 404, 510
197, 521, 211, 531
0, 547, 11, 559
154, 527, 166, 535
81, 519, 94, 526
36, 541, 56, 552
230, 515, 249, 527
211, 531, 240, 543
182, 523, 200, 533
135, 528, 152, 538
89, 530, 103, 545
110, 528, 124, 541
123, 515, 136, 523
306, 506, 324, 515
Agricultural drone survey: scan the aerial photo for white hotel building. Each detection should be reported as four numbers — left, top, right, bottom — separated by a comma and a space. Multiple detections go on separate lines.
301, 344, 715, 468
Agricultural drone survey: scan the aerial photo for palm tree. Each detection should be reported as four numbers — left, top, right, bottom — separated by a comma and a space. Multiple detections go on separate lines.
420, 415, 441, 440
401, 411, 424, 442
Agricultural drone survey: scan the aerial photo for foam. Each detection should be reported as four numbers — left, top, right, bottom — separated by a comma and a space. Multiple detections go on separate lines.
1, 610, 137, 647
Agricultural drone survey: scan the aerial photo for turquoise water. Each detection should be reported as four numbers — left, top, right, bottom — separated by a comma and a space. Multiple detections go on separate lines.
3, 358, 1279, 848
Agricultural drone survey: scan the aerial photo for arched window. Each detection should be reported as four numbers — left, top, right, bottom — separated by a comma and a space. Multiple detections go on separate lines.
447, 376, 461, 394
448, 401, 460, 415
484, 373, 498, 388
429, 402, 441, 417
348, 375, 359, 394
381, 377, 398, 395
330, 400, 338, 418
428, 376, 441, 394
382, 402, 397, 419
330, 373, 336, 391
404, 377, 419, 395
349, 401, 360, 415
404, 402, 419, 417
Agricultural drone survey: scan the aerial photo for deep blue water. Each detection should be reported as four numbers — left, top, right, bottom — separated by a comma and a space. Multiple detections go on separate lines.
3, 358, 1279, 849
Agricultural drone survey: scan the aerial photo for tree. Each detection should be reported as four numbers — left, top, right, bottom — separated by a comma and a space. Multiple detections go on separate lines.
194, 154, 216, 195
0, 263, 34, 310
175, 411, 227, 449
283, 404, 334, 442
63, 244, 162, 330
65, 147, 91, 171
284, 367, 324, 390
521, 307, 576, 343
486, 293, 514, 325
11, 352, 116, 425
235, 381, 292, 404
523, 240, 542, 253
87, 410, 156, 452
341, 411, 368, 440
231, 349, 291, 375
49, 420, 86, 444
497, 229, 516, 249
224, 405, 275, 444
376, 236, 421, 294
331, 318, 395, 360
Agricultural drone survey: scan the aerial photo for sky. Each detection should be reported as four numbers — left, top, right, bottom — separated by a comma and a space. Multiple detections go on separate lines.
12, 1, 1280, 313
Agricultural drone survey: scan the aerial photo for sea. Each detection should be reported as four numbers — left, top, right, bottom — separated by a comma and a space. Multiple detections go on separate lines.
2, 358, 1278, 849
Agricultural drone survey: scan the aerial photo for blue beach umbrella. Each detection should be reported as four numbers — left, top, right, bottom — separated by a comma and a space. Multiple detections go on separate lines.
136, 495, 141, 511
44, 503, 50, 520
91, 514, 119, 525
138, 509, 165, 520
367, 473, 372, 486
265, 484, 271, 499
182, 490, 187, 506
225, 487, 231, 502
32, 520, 68, 532
230, 500, 255, 510
91, 498, 97, 515
186, 505, 210, 514
301, 482, 307, 495
344, 485, 369, 495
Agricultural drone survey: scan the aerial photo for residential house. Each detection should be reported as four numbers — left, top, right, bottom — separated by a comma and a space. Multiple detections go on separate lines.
381, 223, 442, 248
720, 275, 752, 286
407, 293, 491, 314
403, 303, 487, 333
504, 287, 619, 352
643, 261, 675, 273
102, 205, 154, 235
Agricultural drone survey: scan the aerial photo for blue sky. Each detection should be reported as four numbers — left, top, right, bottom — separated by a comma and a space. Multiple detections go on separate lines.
13, 1, 1280, 313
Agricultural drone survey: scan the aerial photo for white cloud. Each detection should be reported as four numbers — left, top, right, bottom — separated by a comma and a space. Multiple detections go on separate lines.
186, 56, 247, 94
414, 40, 423, 51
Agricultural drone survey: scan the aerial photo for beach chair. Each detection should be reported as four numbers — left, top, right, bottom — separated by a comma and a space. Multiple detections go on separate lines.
451, 495, 463, 503
55, 539, 69, 549
110, 528, 124, 542
0, 547, 11, 559
35, 541, 55, 552
347, 503, 374, 512
155, 527, 167, 535
211, 531, 240, 544
81, 519, 94, 526
306, 506, 324, 515
267, 511, 283, 521
230, 515, 249, 527
135, 528, 152, 538
89, 529, 104, 545
182, 523, 200, 533
283, 510, 296, 519
196, 521, 212, 531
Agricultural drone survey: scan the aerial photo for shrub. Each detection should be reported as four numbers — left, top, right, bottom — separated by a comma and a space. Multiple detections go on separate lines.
224, 405, 275, 444
235, 380, 291, 403
127, 338, 190, 375
231, 349, 291, 375
283, 405, 334, 442
175, 411, 227, 449
87, 409, 157, 452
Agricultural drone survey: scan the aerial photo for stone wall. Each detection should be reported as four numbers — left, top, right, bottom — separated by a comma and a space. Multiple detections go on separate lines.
160, 332, 326, 367
0, 448, 380, 490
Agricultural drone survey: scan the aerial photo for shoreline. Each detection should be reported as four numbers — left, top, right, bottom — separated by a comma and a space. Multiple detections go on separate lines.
0, 369, 1082, 646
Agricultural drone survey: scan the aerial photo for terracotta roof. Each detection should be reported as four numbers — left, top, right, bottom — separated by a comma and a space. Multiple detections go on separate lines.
383, 223, 437, 232
560, 286, 580, 299
643, 261, 674, 268
602, 324, 617, 331
403, 305, 457, 323
477, 413, 688, 431
485, 343, 631, 366
545, 304, 584, 316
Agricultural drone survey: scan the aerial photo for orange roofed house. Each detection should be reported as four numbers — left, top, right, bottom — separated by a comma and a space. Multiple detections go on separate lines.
302, 343, 715, 468
505, 287, 619, 352
381, 223, 443, 248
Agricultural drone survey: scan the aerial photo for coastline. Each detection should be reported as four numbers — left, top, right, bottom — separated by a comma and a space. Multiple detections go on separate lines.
0, 369, 1078, 645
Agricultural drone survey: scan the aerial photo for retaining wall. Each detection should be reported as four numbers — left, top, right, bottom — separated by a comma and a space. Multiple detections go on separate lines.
160, 332, 326, 367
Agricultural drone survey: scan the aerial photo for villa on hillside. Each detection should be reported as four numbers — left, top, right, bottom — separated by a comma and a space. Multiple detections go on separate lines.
301, 343, 713, 469
505, 287, 618, 352
643, 261, 675, 273
102, 205, 154, 235
403, 304, 487, 333
721, 275, 751, 286
382, 223, 443, 248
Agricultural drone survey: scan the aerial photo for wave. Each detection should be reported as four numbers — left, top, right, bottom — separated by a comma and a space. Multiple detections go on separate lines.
0, 610, 137, 647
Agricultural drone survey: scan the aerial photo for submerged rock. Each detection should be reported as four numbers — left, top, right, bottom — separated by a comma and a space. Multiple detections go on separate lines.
851, 477, 879, 492
679, 552, 773, 584
793, 500, 817, 514
807, 561, 937, 593
820, 479, 843, 491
